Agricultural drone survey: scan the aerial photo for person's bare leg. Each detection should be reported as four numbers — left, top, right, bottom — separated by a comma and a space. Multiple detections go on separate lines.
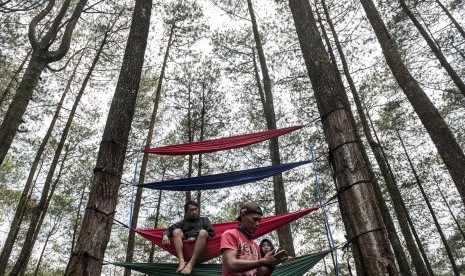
181, 230, 208, 274
172, 229, 186, 272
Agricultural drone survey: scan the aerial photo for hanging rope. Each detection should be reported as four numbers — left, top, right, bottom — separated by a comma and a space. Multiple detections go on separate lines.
309, 139, 339, 276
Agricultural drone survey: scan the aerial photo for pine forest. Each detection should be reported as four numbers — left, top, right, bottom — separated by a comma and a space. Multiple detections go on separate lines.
0, 0, 464, 275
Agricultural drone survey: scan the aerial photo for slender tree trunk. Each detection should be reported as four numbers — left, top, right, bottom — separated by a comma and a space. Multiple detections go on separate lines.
433, 0, 465, 40
0, 50, 31, 109
13, 144, 70, 276
123, 23, 175, 276
32, 219, 58, 276
399, 0, 465, 97
288, 0, 397, 274
247, 0, 295, 256
366, 111, 434, 275
358, 0, 465, 207
433, 179, 465, 242
316, 1, 415, 274
397, 129, 460, 275
0, 0, 88, 166
0, 52, 82, 275
71, 181, 88, 256
148, 190, 163, 263
65, 0, 152, 273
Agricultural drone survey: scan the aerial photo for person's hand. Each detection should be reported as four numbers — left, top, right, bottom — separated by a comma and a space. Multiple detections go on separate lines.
187, 237, 196, 243
282, 256, 294, 262
261, 251, 278, 267
162, 235, 170, 246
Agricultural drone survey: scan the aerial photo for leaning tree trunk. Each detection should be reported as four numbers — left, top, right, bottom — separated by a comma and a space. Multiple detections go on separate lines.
288, 0, 397, 274
0, 51, 82, 275
397, 129, 460, 275
399, 0, 465, 97
0, 50, 31, 109
315, 1, 415, 274
358, 0, 465, 207
247, 0, 295, 256
65, 0, 152, 273
10, 32, 107, 275
123, 23, 175, 276
433, 0, 465, 40
433, 179, 465, 242
365, 111, 433, 276
0, 0, 88, 166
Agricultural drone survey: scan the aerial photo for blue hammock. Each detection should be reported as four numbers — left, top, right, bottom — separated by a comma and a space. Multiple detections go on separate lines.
137, 160, 311, 191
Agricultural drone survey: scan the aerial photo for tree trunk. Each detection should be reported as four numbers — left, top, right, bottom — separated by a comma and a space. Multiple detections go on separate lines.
0, 0, 88, 166
65, 0, 152, 273
358, 0, 465, 207
12, 144, 70, 276
433, 0, 465, 40
433, 179, 465, 242
123, 22, 175, 276
247, 0, 295, 256
397, 129, 460, 275
148, 190, 163, 263
0, 50, 31, 109
71, 181, 88, 257
365, 111, 432, 275
0, 51, 83, 275
399, 0, 465, 97
288, 0, 397, 274
11, 32, 107, 275
316, 1, 414, 274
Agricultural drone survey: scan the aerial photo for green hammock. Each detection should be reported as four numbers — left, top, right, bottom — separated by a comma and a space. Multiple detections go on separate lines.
113, 249, 330, 276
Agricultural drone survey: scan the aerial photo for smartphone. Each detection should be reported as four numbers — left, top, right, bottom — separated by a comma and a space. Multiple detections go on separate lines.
272, 249, 288, 260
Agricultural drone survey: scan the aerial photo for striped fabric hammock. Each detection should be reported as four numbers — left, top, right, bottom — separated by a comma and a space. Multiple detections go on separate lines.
134, 207, 319, 264
137, 160, 311, 191
113, 249, 331, 276
143, 126, 302, 155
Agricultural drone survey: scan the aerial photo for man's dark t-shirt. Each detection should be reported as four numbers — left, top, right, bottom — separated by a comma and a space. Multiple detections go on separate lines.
163, 217, 215, 239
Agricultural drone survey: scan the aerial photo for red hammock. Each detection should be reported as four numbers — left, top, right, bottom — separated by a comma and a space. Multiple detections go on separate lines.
134, 206, 318, 263
143, 126, 302, 155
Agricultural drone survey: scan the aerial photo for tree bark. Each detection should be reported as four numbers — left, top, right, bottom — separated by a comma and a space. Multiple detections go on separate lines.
0, 50, 31, 110
316, 1, 415, 274
397, 129, 460, 275
0, 51, 83, 276
65, 0, 152, 273
0, 0, 88, 166
123, 22, 175, 276
358, 0, 465, 207
247, 0, 295, 256
288, 0, 397, 274
399, 0, 465, 97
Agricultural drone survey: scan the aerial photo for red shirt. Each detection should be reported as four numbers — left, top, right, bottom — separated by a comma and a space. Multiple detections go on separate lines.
220, 228, 261, 276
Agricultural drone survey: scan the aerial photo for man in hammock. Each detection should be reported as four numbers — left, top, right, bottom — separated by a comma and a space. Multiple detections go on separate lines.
162, 200, 215, 274
221, 202, 279, 276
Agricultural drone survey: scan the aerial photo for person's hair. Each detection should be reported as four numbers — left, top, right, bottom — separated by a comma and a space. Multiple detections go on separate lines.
184, 200, 199, 212
259, 238, 275, 257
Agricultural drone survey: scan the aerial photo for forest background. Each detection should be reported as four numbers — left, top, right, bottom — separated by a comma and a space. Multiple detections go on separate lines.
0, 0, 464, 275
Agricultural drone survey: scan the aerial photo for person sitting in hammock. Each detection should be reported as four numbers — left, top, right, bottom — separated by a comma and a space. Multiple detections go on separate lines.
162, 200, 215, 274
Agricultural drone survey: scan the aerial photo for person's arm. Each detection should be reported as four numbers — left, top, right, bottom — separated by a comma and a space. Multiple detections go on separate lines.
222, 249, 277, 274
203, 217, 215, 238
162, 220, 184, 245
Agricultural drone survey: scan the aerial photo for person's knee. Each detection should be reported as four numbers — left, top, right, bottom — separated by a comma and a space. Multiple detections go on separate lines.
198, 229, 208, 238
173, 229, 183, 238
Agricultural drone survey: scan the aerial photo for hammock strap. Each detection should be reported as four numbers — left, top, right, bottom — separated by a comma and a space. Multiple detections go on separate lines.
346, 226, 387, 245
